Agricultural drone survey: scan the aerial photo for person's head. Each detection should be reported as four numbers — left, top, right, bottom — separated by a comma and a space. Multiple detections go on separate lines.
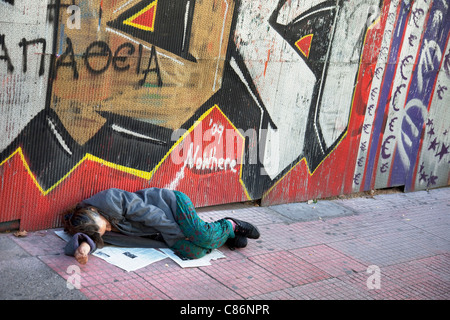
64, 206, 111, 248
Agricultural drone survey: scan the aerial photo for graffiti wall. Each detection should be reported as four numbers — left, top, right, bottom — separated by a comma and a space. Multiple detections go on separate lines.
1, 0, 449, 230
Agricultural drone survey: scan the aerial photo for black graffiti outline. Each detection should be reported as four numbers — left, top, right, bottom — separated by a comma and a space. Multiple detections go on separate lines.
47, 0, 75, 24
138, 45, 162, 87
1, 34, 48, 76
56, 37, 79, 79
1, 0, 387, 198
83, 41, 113, 74
113, 42, 135, 72
55, 37, 163, 87
106, 0, 197, 63
0, 34, 14, 73
19, 38, 47, 76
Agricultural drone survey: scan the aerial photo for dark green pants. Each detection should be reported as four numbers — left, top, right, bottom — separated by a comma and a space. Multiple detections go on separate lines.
171, 191, 235, 259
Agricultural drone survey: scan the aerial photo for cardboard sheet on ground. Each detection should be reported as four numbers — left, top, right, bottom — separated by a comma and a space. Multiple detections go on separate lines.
54, 230, 225, 271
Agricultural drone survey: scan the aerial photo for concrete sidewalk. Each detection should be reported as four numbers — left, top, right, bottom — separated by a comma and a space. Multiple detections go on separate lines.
0, 187, 449, 301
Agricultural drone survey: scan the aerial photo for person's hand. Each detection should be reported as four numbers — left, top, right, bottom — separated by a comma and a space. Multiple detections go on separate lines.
74, 242, 91, 265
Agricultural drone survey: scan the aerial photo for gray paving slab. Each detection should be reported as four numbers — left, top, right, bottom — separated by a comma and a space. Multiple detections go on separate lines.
0, 236, 87, 300
268, 199, 356, 222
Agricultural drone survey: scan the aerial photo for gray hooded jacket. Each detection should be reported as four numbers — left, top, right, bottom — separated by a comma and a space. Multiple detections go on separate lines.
80, 187, 185, 247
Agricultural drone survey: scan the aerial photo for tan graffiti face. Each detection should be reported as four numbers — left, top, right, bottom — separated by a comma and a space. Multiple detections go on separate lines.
51, 0, 234, 145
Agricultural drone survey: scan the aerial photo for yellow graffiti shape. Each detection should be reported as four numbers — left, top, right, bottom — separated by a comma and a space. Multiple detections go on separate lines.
123, 0, 158, 32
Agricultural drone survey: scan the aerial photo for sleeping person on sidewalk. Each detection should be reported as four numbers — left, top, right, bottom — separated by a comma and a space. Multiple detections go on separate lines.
63, 187, 260, 265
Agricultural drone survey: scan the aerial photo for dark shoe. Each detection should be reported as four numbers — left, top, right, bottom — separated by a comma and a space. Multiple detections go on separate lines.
226, 217, 260, 239
226, 235, 247, 250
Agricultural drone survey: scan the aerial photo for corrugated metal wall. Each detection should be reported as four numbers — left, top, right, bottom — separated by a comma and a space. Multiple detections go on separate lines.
1, 0, 449, 231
